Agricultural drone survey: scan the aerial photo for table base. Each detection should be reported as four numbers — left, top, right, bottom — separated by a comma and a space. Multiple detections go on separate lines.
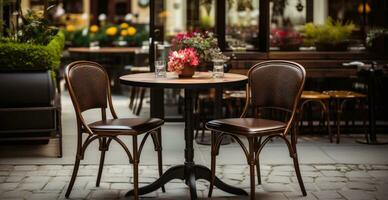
125, 164, 248, 199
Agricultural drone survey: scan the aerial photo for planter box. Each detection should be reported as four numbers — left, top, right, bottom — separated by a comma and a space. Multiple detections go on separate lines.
0, 71, 62, 157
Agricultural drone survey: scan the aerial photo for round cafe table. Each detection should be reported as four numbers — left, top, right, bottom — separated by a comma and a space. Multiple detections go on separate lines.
120, 72, 248, 199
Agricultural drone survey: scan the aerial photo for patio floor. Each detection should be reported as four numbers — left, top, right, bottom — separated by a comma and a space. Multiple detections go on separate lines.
0, 91, 388, 199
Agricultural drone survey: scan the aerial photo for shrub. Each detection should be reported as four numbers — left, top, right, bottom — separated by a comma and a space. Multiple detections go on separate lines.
0, 31, 65, 72
303, 18, 356, 46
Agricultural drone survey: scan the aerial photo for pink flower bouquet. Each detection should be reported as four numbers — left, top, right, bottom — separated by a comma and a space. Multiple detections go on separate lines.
167, 47, 199, 75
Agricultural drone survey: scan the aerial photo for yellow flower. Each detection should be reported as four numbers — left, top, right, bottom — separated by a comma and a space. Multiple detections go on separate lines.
120, 23, 129, 29
120, 30, 128, 37
90, 25, 99, 33
127, 26, 137, 36
66, 24, 75, 32
106, 27, 118, 36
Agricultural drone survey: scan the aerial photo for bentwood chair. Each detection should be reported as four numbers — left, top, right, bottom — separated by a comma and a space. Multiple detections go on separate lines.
64, 61, 165, 199
206, 61, 307, 200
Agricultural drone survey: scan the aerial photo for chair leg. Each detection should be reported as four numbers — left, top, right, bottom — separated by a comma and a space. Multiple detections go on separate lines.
132, 136, 139, 200
208, 133, 217, 198
247, 138, 256, 200
290, 133, 307, 196
65, 157, 81, 198
323, 100, 332, 143
96, 138, 107, 187
254, 137, 261, 185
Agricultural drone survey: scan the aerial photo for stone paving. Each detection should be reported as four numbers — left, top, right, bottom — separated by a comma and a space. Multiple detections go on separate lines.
0, 164, 387, 200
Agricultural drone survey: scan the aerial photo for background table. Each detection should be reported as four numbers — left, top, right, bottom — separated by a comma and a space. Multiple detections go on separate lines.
120, 72, 248, 199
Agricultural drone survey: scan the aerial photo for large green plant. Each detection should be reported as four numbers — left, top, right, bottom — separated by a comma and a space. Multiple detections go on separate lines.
303, 18, 356, 46
0, 31, 65, 71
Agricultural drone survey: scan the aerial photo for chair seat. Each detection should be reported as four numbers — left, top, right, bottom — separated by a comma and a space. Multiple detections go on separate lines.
206, 118, 286, 136
323, 90, 366, 99
301, 91, 330, 99
89, 118, 163, 135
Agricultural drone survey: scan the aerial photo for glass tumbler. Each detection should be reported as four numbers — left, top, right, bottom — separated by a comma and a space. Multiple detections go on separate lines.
155, 60, 166, 78
212, 59, 225, 79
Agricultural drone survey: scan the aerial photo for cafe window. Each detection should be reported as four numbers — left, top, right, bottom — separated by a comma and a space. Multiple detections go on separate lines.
225, 0, 260, 51
269, 0, 371, 51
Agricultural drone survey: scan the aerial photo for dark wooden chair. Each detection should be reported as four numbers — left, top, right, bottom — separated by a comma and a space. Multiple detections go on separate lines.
298, 91, 332, 142
64, 61, 165, 199
206, 60, 307, 200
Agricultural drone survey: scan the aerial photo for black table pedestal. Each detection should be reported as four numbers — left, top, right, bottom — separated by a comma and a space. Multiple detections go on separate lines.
356, 66, 388, 145
125, 88, 247, 199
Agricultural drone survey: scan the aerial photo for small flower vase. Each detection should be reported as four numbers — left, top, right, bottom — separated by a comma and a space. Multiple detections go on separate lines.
179, 65, 195, 78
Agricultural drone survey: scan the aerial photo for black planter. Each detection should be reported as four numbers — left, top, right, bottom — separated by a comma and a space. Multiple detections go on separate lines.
0, 70, 62, 157
315, 41, 349, 51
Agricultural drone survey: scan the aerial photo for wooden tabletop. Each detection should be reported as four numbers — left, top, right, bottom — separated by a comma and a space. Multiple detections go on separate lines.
120, 72, 248, 89
68, 47, 141, 54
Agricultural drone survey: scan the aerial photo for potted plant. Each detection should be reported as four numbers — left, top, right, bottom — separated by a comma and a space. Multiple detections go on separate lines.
366, 28, 388, 53
0, 8, 64, 157
303, 18, 356, 51
169, 31, 228, 74
168, 47, 200, 78
271, 27, 303, 51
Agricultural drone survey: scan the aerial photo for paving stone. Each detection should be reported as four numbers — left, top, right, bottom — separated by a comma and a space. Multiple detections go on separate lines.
291, 176, 314, 183
29, 192, 59, 199
271, 171, 292, 176
86, 182, 110, 189
346, 182, 376, 191
339, 190, 375, 200
272, 166, 295, 172
284, 191, 318, 200
0, 165, 14, 171
261, 183, 293, 192
289, 183, 319, 192
51, 176, 70, 182
104, 176, 130, 183
0, 171, 10, 176
89, 189, 119, 199
321, 171, 345, 177
223, 173, 244, 181
72, 181, 88, 190
63, 189, 90, 199
345, 171, 371, 178
43, 181, 67, 191
0, 190, 32, 199
314, 165, 337, 170
368, 170, 388, 178
111, 183, 131, 190
18, 182, 46, 190
0, 183, 19, 190
14, 165, 38, 171
372, 165, 388, 170
24, 176, 50, 183
315, 177, 347, 182
316, 182, 346, 190
299, 171, 322, 177
312, 191, 343, 199
267, 176, 290, 184
300, 165, 318, 172
38, 165, 63, 170
0, 177, 6, 183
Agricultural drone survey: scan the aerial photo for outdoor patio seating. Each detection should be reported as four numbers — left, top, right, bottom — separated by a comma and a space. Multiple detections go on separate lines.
64, 61, 164, 199
206, 60, 307, 200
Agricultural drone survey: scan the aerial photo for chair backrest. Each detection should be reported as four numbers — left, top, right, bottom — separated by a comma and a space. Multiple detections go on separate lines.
248, 60, 306, 115
65, 61, 118, 125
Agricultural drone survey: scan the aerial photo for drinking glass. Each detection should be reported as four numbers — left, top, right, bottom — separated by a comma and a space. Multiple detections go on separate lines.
155, 60, 166, 78
212, 59, 225, 79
